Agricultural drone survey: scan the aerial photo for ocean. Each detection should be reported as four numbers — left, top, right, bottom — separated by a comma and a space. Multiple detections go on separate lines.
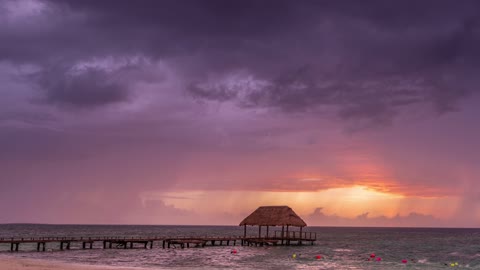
1, 224, 479, 269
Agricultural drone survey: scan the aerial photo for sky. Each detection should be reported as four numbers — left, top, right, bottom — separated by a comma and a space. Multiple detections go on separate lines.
1, 0, 480, 227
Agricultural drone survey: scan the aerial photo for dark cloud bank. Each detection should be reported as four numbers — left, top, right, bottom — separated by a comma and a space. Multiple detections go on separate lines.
35, 67, 130, 108
1, 0, 479, 124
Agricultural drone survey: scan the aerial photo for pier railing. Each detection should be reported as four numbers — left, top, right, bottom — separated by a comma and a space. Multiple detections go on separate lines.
0, 232, 317, 243
0, 236, 248, 243
272, 231, 316, 240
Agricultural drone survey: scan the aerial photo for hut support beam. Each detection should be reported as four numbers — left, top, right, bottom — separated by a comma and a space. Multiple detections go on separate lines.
258, 226, 261, 238
286, 225, 289, 246
244, 225, 247, 238
299, 227, 303, 245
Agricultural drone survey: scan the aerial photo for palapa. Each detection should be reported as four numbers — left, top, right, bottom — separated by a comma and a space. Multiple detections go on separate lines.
240, 206, 307, 227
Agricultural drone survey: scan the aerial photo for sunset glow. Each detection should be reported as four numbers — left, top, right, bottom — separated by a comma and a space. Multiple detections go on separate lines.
137, 185, 461, 226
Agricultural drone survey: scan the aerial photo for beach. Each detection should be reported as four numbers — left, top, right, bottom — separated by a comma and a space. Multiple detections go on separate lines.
0, 255, 140, 270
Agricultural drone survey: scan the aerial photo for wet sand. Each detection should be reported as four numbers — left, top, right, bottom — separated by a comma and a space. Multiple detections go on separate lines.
0, 255, 143, 270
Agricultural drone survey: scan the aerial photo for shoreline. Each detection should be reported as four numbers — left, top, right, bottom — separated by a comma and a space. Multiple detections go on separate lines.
0, 255, 147, 270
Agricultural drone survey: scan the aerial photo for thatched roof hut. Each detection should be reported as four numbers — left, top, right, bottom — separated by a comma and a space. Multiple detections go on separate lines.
239, 206, 307, 239
240, 206, 307, 227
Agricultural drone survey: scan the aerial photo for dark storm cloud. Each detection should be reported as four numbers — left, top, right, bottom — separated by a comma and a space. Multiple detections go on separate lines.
178, 0, 480, 125
2, 0, 480, 118
0, 0, 303, 63
34, 66, 130, 108
191, 19, 480, 125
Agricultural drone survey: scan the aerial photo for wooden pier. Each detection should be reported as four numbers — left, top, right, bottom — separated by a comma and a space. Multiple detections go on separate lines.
0, 231, 316, 252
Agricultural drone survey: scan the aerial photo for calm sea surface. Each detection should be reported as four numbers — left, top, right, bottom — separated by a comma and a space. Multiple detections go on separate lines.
1, 224, 479, 269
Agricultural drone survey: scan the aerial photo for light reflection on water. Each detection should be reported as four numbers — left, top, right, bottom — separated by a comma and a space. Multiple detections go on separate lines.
1, 225, 479, 269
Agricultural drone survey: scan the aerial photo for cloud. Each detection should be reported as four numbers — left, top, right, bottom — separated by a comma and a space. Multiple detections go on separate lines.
0, 188, 196, 224
306, 207, 445, 227
1, 0, 479, 121
18, 55, 165, 110
34, 66, 130, 108
181, 2, 480, 127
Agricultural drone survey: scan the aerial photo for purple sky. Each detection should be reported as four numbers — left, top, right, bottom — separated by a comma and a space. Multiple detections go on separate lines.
1, 0, 480, 227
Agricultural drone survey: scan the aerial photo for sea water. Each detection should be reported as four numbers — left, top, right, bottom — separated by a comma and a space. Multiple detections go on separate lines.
1, 224, 479, 269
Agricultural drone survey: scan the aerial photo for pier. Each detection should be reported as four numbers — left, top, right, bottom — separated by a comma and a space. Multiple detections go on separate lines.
0, 231, 316, 252
1, 205, 317, 252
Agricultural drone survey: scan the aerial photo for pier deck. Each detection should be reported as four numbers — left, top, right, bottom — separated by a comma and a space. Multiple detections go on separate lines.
0, 231, 316, 252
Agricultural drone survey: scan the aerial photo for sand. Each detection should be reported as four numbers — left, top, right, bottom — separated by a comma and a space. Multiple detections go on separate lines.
0, 255, 143, 270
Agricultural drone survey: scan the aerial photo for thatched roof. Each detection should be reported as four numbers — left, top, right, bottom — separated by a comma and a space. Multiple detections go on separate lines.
239, 206, 307, 227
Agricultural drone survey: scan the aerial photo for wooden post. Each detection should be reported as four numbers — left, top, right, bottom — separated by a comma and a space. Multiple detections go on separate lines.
286, 225, 289, 246
43, 243, 46, 251
150, 241, 153, 249
60, 242, 64, 250
244, 225, 247, 237
258, 226, 261, 238
37, 242, 40, 251
299, 227, 303, 245
266, 226, 269, 238
82, 242, 86, 249
281, 226, 285, 245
